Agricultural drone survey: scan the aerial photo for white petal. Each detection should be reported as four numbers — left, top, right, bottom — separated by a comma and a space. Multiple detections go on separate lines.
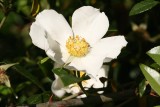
35, 9, 73, 47
29, 22, 49, 50
72, 6, 109, 46
69, 36, 127, 77
92, 65, 109, 88
77, 94, 87, 98
46, 36, 70, 64
69, 85, 81, 94
92, 36, 127, 59
68, 58, 85, 70
51, 75, 66, 98
69, 54, 104, 77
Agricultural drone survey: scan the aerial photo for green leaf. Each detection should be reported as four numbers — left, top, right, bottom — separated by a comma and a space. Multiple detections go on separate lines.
13, 65, 45, 92
0, 85, 12, 95
129, 0, 159, 16
147, 46, 160, 65
15, 81, 31, 92
26, 92, 51, 104
154, 106, 160, 107
150, 63, 160, 71
139, 79, 146, 97
139, 64, 160, 96
53, 68, 84, 86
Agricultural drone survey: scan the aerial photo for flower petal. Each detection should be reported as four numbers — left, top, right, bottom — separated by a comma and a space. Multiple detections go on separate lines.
68, 58, 85, 70
51, 75, 66, 98
69, 55, 104, 78
35, 9, 73, 47
69, 85, 81, 94
69, 36, 127, 77
29, 22, 49, 50
92, 36, 127, 59
92, 65, 109, 88
72, 6, 109, 46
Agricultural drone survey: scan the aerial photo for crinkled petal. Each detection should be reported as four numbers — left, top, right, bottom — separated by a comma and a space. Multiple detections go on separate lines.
47, 36, 70, 64
92, 65, 109, 88
72, 6, 109, 46
51, 75, 66, 98
92, 36, 127, 59
29, 22, 49, 50
35, 9, 73, 47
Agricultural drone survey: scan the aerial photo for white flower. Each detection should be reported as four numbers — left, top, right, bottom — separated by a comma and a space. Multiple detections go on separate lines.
51, 63, 109, 98
29, 6, 127, 77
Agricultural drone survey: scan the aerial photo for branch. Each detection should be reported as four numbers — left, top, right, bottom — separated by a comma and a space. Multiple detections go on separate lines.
38, 95, 112, 107
17, 89, 136, 107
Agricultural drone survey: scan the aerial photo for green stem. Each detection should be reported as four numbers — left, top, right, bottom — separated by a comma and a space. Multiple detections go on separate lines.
0, 16, 6, 29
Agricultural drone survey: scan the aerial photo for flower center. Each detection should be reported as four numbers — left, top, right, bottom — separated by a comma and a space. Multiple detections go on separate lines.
66, 35, 89, 57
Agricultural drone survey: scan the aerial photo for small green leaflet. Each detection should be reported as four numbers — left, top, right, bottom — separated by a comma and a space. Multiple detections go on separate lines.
139, 64, 160, 96
40, 57, 49, 64
139, 79, 146, 97
129, 0, 159, 16
52, 68, 84, 86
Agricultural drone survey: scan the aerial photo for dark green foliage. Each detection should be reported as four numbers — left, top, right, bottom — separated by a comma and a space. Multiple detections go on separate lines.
0, 0, 160, 107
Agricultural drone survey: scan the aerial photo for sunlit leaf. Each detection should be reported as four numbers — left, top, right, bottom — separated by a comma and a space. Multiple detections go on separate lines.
53, 68, 84, 86
0, 63, 18, 71
129, 0, 159, 16
139, 64, 160, 96
26, 92, 51, 104
0, 85, 12, 95
139, 79, 147, 97
147, 46, 160, 65
154, 105, 160, 107
13, 65, 45, 92
31, 0, 40, 17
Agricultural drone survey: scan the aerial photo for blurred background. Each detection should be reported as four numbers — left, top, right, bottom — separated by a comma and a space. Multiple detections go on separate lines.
0, 0, 160, 106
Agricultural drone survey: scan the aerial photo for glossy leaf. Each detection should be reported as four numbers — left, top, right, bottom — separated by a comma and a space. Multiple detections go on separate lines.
13, 65, 45, 92
147, 46, 160, 65
53, 68, 84, 86
140, 64, 160, 96
129, 0, 159, 16
139, 79, 146, 97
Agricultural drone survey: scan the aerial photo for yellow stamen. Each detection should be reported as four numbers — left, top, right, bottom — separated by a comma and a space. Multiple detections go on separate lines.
66, 35, 89, 57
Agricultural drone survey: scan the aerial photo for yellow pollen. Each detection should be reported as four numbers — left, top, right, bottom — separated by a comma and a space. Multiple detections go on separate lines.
66, 35, 89, 57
